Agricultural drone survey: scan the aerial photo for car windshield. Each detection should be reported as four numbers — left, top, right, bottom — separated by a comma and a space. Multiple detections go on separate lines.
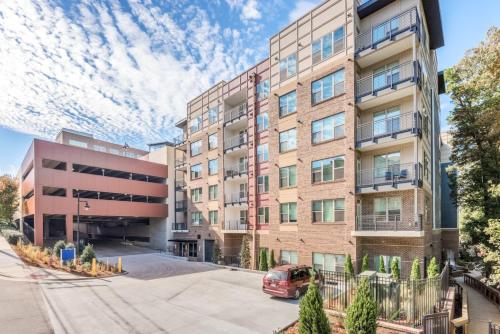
265, 270, 288, 280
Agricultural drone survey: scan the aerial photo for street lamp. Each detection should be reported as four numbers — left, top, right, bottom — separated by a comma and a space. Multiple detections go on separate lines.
76, 190, 90, 254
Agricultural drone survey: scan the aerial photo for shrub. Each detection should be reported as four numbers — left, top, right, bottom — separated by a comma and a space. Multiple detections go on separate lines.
299, 275, 331, 334
379, 256, 386, 273
391, 257, 400, 280
65, 242, 75, 249
268, 249, 276, 269
411, 258, 421, 280
3, 229, 24, 245
345, 254, 355, 276
361, 254, 369, 272
427, 257, 440, 278
259, 249, 268, 271
212, 240, 222, 263
52, 240, 66, 258
239, 235, 251, 269
80, 244, 96, 264
345, 278, 377, 334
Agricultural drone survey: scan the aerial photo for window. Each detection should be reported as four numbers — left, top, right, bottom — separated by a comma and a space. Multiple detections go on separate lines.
313, 253, 345, 272
258, 207, 270, 224
374, 197, 401, 219
312, 199, 345, 222
311, 69, 345, 104
191, 188, 202, 202
208, 159, 218, 175
374, 255, 401, 274
209, 211, 218, 225
208, 106, 219, 124
94, 145, 106, 152
257, 175, 269, 193
423, 151, 430, 181
280, 202, 297, 223
190, 115, 202, 133
374, 152, 400, 178
42, 186, 66, 197
279, 165, 297, 188
190, 164, 202, 180
312, 156, 344, 183
281, 250, 298, 265
191, 212, 202, 225
209, 185, 218, 201
279, 53, 297, 81
208, 133, 218, 150
68, 139, 88, 148
256, 79, 270, 101
279, 128, 297, 153
373, 107, 400, 136
190, 140, 202, 157
42, 159, 66, 170
279, 91, 297, 117
312, 26, 345, 64
256, 113, 269, 132
373, 62, 399, 91
312, 113, 345, 143
257, 144, 269, 162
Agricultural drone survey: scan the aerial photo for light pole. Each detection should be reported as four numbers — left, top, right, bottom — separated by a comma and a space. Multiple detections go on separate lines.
76, 191, 90, 254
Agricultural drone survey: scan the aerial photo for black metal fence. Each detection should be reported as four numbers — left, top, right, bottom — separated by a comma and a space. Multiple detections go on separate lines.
423, 312, 449, 334
490, 322, 500, 334
319, 265, 449, 327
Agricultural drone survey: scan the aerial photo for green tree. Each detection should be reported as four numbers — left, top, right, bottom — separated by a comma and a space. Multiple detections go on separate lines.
410, 258, 421, 280
483, 217, 500, 285
345, 278, 377, 334
80, 244, 96, 264
53, 240, 66, 258
427, 257, 440, 278
445, 27, 500, 283
268, 249, 276, 269
298, 275, 331, 334
259, 249, 268, 271
345, 254, 355, 276
361, 254, 369, 272
391, 257, 400, 280
239, 235, 251, 269
0, 175, 19, 225
379, 257, 386, 274
212, 240, 222, 264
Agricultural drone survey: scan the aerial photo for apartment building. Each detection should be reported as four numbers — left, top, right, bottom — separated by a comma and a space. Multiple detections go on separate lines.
173, 0, 447, 277
16, 129, 174, 250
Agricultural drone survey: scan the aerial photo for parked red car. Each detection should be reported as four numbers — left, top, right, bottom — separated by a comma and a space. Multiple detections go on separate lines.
262, 265, 315, 299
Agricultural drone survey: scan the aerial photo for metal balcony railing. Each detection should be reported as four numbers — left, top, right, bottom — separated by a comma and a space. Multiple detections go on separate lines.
224, 132, 248, 151
224, 103, 247, 124
175, 181, 187, 190
224, 193, 248, 205
175, 158, 187, 168
172, 222, 188, 231
222, 220, 249, 231
355, 214, 422, 232
356, 111, 421, 144
356, 162, 421, 188
173, 134, 187, 146
175, 200, 187, 212
356, 8, 419, 54
356, 60, 418, 99
224, 163, 248, 178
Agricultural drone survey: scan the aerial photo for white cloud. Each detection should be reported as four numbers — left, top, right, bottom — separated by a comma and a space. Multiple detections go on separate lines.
288, 0, 322, 22
241, 0, 261, 20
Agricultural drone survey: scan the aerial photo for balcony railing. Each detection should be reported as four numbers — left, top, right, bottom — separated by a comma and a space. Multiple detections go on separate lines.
224, 163, 248, 179
175, 200, 187, 212
356, 60, 418, 99
224, 103, 247, 124
356, 162, 422, 188
356, 8, 419, 54
356, 111, 421, 144
172, 222, 188, 231
222, 220, 249, 231
355, 214, 421, 232
175, 158, 187, 168
224, 132, 248, 151
173, 134, 187, 146
175, 181, 187, 190
224, 193, 248, 205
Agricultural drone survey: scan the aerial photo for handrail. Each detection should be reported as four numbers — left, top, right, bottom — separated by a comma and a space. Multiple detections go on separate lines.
356, 162, 420, 187
463, 273, 500, 306
355, 214, 421, 231
224, 193, 248, 204
222, 220, 249, 231
224, 103, 247, 123
172, 222, 188, 231
224, 132, 248, 150
356, 60, 416, 98
175, 158, 186, 167
173, 134, 187, 146
356, 111, 420, 143
224, 163, 248, 178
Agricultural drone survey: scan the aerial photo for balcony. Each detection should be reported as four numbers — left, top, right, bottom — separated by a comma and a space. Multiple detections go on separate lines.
175, 158, 187, 170
356, 111, 421, 150
175, 200, 187, 212
352, 214, 423, 237
356, 8, 420, 68
224, 103, 247, 126
174, 134, 187, 150
356, 60, 420, 110
224, 163, 248, 180
224, 132, 248, 153
172, 222, 188, 232
175, 181, 187, 191
356, 162, 422, 193
222, 220, 249, 233
224, 193, 248, 206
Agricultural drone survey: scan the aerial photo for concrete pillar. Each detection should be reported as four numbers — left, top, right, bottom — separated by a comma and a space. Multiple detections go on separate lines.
34, 212, 43, 246
65, 214, 73, 243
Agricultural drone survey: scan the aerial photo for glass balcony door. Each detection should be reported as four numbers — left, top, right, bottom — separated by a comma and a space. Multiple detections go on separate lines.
373, 107, 401, 136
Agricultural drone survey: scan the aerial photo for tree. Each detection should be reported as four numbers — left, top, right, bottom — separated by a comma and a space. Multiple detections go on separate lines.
483, 218, 500, 286
80, 244, 96, 264
379, 256, 386, 274
427, 257, 440, 278
345, 278, 377, 334
361, 254, 369, 272
298, 275, 331, 334
410, 258, 421, 280
345, 254, 355, 276
268, 249, 276, 269
212, 240, 222, 264
0, 175, 19, 224
445, 27, 500, 284
239, 235, 251, 269
53, 240, 66, 258
259, 249, 268, 271
391, 257, 400, 280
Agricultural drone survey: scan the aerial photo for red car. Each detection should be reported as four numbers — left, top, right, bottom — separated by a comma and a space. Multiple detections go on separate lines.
262, 265, 315, 299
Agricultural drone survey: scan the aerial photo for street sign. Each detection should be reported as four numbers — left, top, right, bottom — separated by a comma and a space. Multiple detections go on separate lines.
60, 248, 76, 265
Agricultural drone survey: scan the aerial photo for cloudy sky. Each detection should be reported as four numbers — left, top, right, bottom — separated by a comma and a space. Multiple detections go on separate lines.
0, 0, 499, 175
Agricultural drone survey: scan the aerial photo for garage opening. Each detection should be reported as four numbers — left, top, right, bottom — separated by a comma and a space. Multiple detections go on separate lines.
43, 214, 67, 246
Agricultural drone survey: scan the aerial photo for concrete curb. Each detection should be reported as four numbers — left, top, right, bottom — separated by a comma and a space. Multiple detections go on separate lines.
204, 262, 266, 275
276, 319, 298, 333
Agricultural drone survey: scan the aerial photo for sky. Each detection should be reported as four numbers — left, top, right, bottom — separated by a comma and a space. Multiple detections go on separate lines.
0, 0, 499, 176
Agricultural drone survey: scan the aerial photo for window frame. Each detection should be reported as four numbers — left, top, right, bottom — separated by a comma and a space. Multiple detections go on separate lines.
190, 115, 202, 133
279, 128, 297, 153
311, 26, 345, 65
311, 112, 345, 144
279, 90, 297, 118
209, 210, 218, 225
190, 163, 202, 180
208, 133, 218, 150
208, 185, 218, 201
311, 156, 345, 184
256, 79, 270, 101
311, 68, 345, 105
256, 113, 269, 132
191, 211, 202, 226
280, 250, 298, 265
312, 252, 346, 272
279, 165, 297, 189
257, 175, 269, 194
257, 143, 269, 162
191, 188, 202, 203
208, 159, 218, 176
258, 207, 270, 224
312, 199, 345, 223
279, 53, 297, 81
280, 202, 297, 223
208, 106, 219, 125
190, 140, 202, 157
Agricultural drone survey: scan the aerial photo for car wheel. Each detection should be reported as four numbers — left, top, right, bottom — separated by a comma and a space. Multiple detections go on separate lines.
294, 289, 301, 300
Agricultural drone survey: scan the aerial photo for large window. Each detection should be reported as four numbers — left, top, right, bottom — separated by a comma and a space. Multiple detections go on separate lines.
208, 106, 219, 124
257, 144, 269, 162
257, 175, 269, 194
312, 26, 345, 64
373, 62, 400, 91
208, 133, 218, 150
209, 211, 218, 225
374, 255, 401, 274
256, 80, 270, 101
279, 128, 297, 153
258, 207, 270, 224
374, 152, 400, 178
208, 159, 218, 175
279, 53, 297, 81
256, 112, 269, 132
279, 165, 297, 188
312, 199, 345, 223
190, 140, 202, 157
208, 185, 218, 201
374, 197, 401, 218
312, 113, 345, 143
190, 115, 202, 133
373, 107, 400, 136
190, 164, 202, 180
312, 156, 344, 183
191, 212, 202, 225
280, 202, 297, 223
311, 69, 345, 104
279, 91, 297, 117
281, 250, 298, 265
313, 253, 345, 272
191, 188, 202, 203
